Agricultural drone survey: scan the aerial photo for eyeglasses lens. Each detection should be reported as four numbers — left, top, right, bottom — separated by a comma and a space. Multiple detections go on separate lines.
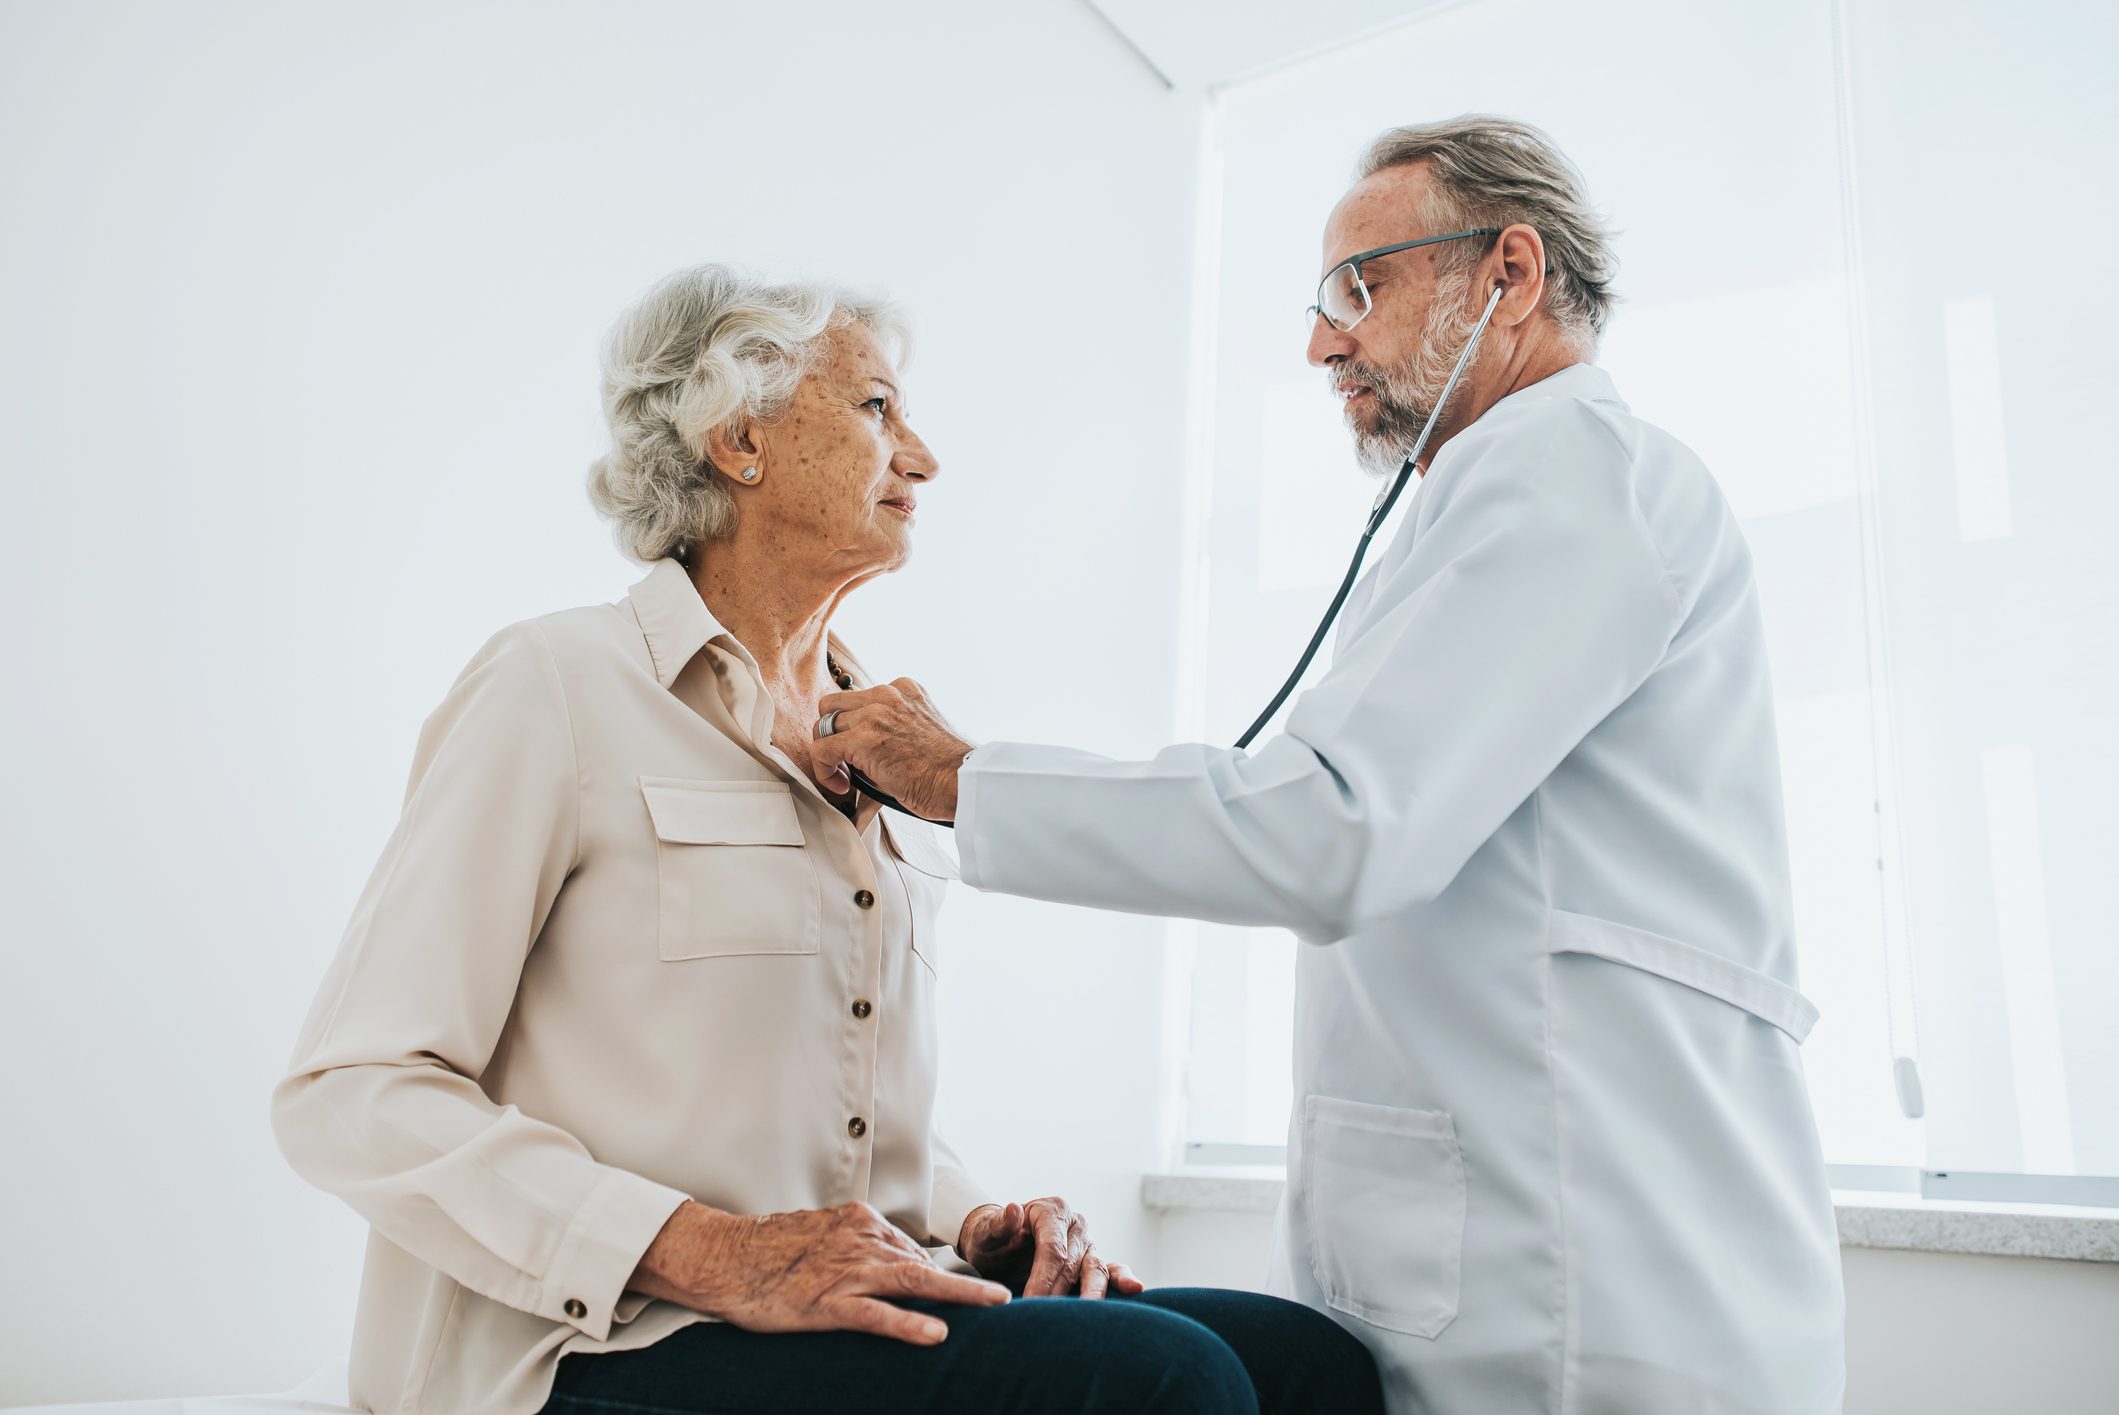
1318, 263, 1367, 331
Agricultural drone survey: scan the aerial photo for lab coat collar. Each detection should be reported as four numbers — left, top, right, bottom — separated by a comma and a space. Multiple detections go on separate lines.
1489, 361, 1624, 416
624, 555, 873, 694
1422, 365, 1625, 488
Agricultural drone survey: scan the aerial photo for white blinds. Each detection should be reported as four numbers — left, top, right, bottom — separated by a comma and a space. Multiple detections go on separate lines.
1179, 0, 2117, 1186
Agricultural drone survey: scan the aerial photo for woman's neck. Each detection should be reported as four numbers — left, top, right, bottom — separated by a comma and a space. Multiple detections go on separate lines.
688, 537, 850, 691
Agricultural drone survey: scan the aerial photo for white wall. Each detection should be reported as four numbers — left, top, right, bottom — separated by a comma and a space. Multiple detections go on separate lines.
1152, 1210, 2119, 1415
0, 2, 1198, 1403
10, 4, 2117, 1412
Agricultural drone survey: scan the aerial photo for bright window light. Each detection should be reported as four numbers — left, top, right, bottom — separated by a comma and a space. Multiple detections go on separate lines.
1175, 0, 2118, 1195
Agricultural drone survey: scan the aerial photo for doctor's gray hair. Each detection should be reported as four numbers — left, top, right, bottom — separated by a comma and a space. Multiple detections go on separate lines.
588, 264, 909, 564
1358, 116, 1617, 348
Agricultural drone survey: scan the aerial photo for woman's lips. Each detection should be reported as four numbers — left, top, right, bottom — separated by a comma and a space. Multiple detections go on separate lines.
880, 499, 915, 517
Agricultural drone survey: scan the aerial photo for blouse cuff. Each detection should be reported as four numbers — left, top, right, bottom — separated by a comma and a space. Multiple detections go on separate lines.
541, 1167, 691, 1341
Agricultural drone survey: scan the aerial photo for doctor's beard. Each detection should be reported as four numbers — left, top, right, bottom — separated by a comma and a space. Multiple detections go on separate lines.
1340, 266, 1487, 478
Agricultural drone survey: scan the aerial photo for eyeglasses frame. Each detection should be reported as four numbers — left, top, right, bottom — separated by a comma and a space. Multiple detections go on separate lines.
1306, 226, 1505, 332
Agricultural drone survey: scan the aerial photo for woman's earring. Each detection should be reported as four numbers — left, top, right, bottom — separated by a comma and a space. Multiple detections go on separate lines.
740, 466, 759, 481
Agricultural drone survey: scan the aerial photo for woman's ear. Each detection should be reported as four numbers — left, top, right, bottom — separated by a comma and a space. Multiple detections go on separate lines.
1489, 222, 1548, 328
705, 419, 764, 485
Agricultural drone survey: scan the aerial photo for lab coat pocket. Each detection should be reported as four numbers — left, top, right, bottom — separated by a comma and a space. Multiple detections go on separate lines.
1302, 1094, 1465, 1339
640, 777, 820, 960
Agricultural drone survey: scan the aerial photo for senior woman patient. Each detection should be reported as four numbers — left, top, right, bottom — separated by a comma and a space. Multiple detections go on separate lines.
271, 265, 1379, 1415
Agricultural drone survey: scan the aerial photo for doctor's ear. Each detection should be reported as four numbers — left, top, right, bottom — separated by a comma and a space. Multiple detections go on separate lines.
1488, 223, 1549, 328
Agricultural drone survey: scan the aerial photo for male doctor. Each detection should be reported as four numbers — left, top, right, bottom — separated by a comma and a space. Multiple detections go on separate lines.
810, 115, 1846, 1415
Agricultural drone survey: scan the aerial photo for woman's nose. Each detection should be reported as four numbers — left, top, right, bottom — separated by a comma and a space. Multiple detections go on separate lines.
897, 431, 940, 480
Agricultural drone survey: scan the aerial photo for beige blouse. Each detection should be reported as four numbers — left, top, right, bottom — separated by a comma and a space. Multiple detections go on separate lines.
272, 558, 988, 1415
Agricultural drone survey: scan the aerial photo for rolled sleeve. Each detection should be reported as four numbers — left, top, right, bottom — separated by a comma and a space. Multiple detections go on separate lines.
953, 744, 994, 890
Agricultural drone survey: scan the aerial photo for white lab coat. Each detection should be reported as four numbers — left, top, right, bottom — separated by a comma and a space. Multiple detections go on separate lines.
954, 365, 1845, 1414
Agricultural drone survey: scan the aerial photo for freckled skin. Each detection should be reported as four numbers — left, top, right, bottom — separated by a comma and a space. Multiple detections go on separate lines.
690, 321, 939, 801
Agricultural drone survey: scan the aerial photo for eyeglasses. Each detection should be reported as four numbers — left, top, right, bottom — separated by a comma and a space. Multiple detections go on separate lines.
1306, 227, 1503, 332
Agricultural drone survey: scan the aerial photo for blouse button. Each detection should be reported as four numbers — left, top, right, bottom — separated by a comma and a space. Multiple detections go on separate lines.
854, 889, 876, 910
852, 999, 873, 1019
848, 1116, 868, 1138
563, 1298, 587, 1320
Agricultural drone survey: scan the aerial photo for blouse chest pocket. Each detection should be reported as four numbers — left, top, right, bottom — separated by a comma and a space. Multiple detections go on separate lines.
882, 812, 957, 972
640, 777, 820, 960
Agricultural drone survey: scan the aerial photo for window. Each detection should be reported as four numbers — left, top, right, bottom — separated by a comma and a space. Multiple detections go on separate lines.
1175, 0, 2119, 1202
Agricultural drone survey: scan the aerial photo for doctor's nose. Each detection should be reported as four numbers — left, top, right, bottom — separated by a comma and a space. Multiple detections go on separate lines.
1307, 309, 1355, 367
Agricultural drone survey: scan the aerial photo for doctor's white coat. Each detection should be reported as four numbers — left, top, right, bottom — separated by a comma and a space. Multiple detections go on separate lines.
954, 365, 1846, 1414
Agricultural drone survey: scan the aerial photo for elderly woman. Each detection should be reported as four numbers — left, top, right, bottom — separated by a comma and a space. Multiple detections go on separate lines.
272, 266, 1380, 1415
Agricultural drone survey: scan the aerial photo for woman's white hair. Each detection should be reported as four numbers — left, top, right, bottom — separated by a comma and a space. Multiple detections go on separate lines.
1358, 115, 1618, 349
588, 264, 909, 564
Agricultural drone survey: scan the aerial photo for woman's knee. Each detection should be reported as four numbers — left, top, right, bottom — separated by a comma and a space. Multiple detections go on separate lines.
1015, 1298, 1257, 1415
1125, 1288, 1384, 1415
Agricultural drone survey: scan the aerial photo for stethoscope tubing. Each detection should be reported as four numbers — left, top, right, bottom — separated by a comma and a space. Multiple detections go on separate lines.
1233, 282, 1508, 749
849, 766, 935, 824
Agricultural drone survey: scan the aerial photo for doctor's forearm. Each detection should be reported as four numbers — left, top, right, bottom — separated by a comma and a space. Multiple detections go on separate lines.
956, 739, 1378, 936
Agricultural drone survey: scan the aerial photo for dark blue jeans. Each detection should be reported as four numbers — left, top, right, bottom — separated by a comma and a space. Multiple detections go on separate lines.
541, 1287, 1383, 1415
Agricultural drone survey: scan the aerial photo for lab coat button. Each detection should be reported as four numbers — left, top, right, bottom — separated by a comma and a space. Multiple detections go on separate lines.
854, 889, 876, 909
848, 1116, 868, 1138
563, 1298, 587, 1320
852, 999, 873, 1019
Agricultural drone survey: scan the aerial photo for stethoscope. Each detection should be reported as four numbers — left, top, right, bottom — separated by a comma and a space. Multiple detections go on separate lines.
827, 281, 1510, 828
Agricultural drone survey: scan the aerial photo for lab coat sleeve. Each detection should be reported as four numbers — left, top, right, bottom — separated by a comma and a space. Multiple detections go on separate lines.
956, 405, 1684, 938
270, 622, 690, 1342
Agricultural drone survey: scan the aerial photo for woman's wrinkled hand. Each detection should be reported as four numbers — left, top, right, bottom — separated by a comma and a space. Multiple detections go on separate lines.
630, 1199, 1010, 1345
956, 1197, 1146, 1299
807, 678, 973, 822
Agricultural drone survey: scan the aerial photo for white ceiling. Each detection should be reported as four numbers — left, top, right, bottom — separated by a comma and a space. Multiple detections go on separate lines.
1083, 0, 1465, 90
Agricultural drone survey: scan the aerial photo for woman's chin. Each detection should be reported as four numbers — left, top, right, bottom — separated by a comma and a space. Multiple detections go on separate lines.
873, 518, 915, 557
859, 533, 913, 575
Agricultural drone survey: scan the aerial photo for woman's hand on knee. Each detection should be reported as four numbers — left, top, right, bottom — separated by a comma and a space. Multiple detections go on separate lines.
956, 1197, 1146, 1300
630, 1199, 1010, 1345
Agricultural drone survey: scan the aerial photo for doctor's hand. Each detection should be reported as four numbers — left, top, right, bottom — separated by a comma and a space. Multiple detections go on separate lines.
809, 679, 974, 822
957, 1197, 1146, 1300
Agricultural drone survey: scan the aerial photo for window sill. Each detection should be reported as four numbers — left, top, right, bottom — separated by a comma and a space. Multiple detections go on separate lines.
1141, 1171, 2119, 1264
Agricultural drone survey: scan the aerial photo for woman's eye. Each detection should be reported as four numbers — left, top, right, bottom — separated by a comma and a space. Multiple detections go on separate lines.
861, 397, 889, 417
